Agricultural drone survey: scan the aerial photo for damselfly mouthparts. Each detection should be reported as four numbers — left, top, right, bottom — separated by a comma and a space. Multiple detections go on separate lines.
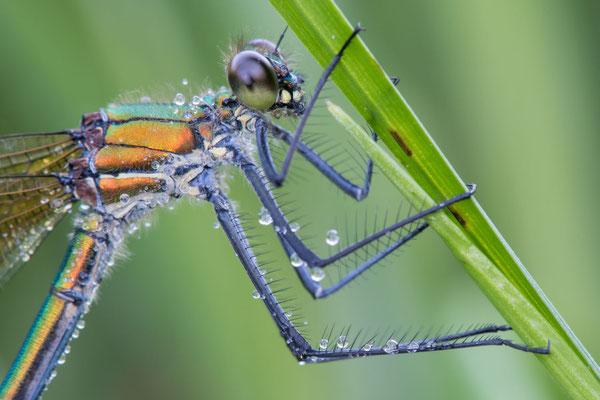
0, 24, 549, 399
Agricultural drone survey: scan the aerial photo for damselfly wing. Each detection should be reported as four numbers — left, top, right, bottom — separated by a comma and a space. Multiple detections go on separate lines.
0, 132, 82, 285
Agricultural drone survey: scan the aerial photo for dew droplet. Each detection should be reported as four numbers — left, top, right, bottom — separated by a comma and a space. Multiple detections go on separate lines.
57, 354, 67, 365
213, 221, 220, 229
258, 207, 273, 225
192, 95, 201, 105
183, 110, 192, 120
182, 78, 189, 86
336, 335, 348, 349
157, 193, 169, 206
406, 341, 419, 353
362, 341, 374, 351
76, 320, 86, 330
162, 165, 175, 176
151, 161, 160, 170
285, 310, 293, 318
310, 267, 325, 282
252, 290, 260, 299
298, 361, 306, 366
290, 222, 300, 232
173, 93, 185, 106
119, 193, 130, 205
48, 369, 57, 383
325, 229, 339, 246
71, 329, 80, 339
319, 338, 329, 350
383, 339, 398, 353
64, 345, 71, 354
290, 253, 304, 268
40, 197, 49, 204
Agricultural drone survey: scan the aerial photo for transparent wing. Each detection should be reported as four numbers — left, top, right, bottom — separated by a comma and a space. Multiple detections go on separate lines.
0, 132, 81, 288
0, 132, 79, 175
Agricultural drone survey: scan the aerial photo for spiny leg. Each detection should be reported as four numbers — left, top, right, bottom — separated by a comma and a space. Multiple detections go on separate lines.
236, 149, 475, 298
309, 328, 550, 361
276, 217, 429, 299
262, 23, 364, 187
256, 120, 375, 201
241, 151, 473, 269
207, 188, 311, 357
256, 74, 404, 200
207, 185, 550, 364
258, 42, 400, 199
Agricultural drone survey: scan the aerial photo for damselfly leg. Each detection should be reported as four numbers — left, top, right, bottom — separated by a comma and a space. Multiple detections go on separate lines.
209, 148, 550, 362
237, 24, 550, 356
259, 24, 365, 188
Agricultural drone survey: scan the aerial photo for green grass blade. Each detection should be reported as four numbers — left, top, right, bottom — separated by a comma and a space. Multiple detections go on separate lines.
269, 0, 600, 398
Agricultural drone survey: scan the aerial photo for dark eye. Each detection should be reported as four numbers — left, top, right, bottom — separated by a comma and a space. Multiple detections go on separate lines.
227, 51, 278, 110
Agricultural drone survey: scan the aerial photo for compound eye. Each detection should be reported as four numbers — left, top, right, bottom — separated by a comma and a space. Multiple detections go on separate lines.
227, 51, 278, 110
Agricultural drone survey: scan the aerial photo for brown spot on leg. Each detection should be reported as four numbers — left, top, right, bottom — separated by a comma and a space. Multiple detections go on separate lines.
389, 130, 412, 156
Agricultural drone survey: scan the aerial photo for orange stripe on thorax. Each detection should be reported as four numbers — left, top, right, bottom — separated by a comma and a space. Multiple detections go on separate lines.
94, 146, 170, 173
99, 177, 163, 204
105, 120, 195, 153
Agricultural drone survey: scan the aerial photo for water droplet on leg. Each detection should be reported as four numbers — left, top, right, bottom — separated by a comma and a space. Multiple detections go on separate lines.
258, 207, 273, 225
336, 335, 348, 349
325, 229, 339, 246
310, 267, 325, 282
383, 339, 398, 353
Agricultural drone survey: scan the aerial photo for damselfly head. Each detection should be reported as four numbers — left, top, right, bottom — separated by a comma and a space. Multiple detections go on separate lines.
226, 38, 305, 118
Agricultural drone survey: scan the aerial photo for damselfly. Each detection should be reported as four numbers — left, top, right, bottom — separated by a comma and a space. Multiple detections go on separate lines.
0, 24, 549, 399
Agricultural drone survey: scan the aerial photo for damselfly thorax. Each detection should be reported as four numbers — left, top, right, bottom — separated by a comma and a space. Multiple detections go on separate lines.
0, 38, 306, 283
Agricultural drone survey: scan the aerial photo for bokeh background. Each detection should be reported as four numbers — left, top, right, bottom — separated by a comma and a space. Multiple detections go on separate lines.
0, 1, 598, 399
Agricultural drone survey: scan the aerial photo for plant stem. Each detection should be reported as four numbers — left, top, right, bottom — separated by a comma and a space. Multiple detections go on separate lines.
268, 0, 600, 397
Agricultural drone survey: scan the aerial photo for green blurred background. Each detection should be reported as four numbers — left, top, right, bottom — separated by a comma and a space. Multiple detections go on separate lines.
0, 1, 598, 399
